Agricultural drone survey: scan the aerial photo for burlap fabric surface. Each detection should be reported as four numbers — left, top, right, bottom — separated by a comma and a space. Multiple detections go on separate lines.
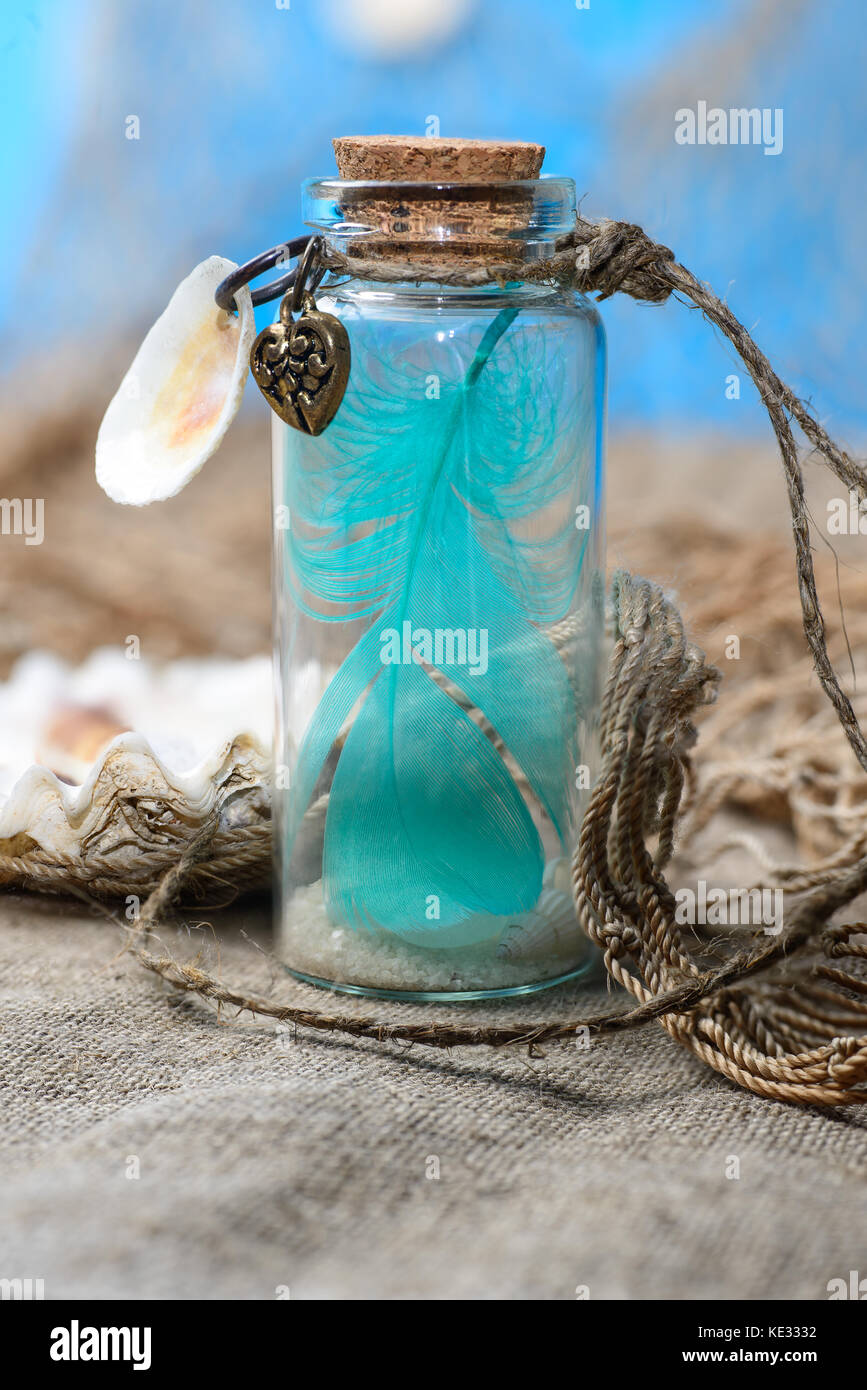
3, 407, 867, 1298
2, 892, 866, 1300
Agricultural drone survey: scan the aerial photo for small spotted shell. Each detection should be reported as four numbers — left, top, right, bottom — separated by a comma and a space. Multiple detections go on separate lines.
496, 877, 582, 962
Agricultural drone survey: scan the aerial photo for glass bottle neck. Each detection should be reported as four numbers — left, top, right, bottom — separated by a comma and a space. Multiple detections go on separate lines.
303, 176, 577, 271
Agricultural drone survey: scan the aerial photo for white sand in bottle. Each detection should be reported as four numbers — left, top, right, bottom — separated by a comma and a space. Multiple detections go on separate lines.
280, 859, 594, 997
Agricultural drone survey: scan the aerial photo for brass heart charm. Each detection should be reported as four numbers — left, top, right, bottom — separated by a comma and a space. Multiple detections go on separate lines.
250, 291, 350, 436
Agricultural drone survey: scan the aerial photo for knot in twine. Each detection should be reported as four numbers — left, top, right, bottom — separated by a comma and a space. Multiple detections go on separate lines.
569, 219, 675, 304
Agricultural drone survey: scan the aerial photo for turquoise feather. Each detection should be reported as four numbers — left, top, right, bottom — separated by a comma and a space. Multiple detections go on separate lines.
285, 304, 583, 943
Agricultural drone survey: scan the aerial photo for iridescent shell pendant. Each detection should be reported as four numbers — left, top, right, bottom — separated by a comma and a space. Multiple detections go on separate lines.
250, 289, 351, 436
95, 256, 255, 505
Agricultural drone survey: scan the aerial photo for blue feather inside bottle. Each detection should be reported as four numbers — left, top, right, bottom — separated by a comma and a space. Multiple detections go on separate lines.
274, 276, 605, 999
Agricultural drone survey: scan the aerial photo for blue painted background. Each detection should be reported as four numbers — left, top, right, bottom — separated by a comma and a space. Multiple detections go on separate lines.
2, 0, 864, 442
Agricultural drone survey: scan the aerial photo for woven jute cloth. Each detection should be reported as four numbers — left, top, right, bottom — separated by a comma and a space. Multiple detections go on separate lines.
2, 892, 866, 1300
4, 498, 867, 1295
4, 553, 866, 1297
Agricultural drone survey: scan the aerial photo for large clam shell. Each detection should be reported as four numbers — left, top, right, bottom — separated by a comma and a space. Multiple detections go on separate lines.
0, 731, 268, 867
0, 651, 271, 892
96, 257, 254, 505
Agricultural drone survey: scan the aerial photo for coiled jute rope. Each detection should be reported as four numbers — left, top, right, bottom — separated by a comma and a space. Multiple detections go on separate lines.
8, 217, 867, 1105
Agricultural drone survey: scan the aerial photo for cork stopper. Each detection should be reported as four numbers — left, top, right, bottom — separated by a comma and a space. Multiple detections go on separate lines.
333, 135, 545, 183
328, 135, 548, 271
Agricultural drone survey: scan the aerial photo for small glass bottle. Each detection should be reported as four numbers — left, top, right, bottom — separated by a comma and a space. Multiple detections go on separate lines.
273, 138, 606, 1000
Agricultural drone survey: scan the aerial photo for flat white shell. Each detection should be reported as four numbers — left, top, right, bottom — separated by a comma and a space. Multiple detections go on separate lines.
96, 257, 254, 505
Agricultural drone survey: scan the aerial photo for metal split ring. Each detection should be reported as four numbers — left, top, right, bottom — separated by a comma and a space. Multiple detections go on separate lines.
214, 234, 324, 312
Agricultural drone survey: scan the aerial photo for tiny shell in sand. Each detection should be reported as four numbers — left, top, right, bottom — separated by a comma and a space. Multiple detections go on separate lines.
496, 883, 582, 962
96, 257, 254, 505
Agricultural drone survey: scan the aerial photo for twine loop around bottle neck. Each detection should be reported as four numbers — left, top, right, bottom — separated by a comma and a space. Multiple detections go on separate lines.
321, 217, 676, 304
